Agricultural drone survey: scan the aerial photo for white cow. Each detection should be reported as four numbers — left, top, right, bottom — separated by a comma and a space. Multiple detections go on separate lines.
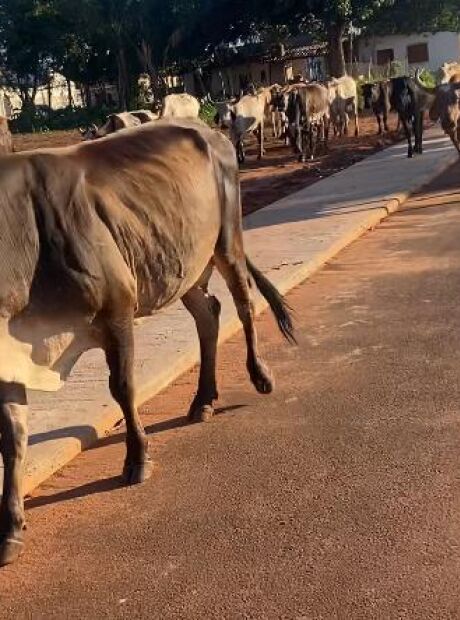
440, 61, 460, 84
161, 93, 200, 119
228, 87, 276, 163
326, 75, 360, 137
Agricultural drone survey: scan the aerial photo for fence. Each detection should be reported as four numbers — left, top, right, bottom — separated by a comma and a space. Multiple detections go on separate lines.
346, 59, 413, 81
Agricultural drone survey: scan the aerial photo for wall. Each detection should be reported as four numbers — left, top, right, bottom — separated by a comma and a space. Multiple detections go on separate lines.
357, 31, 460, 73
183, 56, 326, 98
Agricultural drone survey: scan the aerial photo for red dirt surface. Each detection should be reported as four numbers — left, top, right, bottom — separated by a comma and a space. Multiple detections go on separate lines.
12, 114, 406, 216
2, 163, 460, 618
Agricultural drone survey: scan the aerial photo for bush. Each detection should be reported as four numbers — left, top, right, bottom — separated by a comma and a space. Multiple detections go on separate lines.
10, 105, 117, 134
418, 68, 436, 89
199, 101, 217, 126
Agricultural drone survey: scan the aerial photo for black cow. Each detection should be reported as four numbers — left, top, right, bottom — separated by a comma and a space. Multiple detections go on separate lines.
362, 81, 393, 135
389, 75, 435, 158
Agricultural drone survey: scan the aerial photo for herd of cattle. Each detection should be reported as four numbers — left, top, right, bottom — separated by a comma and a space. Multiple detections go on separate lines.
73, 61, 460, 162
0, 62, 459, 569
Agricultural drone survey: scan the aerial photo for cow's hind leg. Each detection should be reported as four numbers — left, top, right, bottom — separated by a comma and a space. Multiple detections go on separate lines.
182, 287, 221, 422
214, 249, 273, 395
0, 382, 27, 567
103, 312, 152, 485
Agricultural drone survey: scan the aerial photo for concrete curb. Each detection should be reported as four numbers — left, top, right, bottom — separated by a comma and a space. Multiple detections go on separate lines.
17, 130, 459, 497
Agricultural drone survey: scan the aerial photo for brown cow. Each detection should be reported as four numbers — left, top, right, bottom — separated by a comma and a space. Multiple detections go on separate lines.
0, 119, 294, 566
286, 83, 330, 161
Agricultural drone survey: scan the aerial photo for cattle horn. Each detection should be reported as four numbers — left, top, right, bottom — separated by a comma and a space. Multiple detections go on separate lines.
414, 68, 436, 94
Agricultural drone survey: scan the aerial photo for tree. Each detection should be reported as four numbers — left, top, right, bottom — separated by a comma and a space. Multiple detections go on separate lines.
365, 0, 460, 35
0, 0, 60, 108
286, 0, 394, 76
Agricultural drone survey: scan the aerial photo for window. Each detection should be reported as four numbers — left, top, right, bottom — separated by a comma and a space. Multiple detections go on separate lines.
407, 43, 429, 64
376, 48, 394, 65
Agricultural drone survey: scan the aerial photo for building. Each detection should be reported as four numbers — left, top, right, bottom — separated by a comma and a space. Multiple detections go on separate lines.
355, 31, 460, 76
0, 72, 82, 118
183, 37, 327, 98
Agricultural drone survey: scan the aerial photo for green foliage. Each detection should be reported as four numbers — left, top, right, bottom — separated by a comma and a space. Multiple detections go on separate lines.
0, 0, 59, 98
365, 0, 460, 35
418, 68, 436, 89
0, 0, 458, 132
9, 105, 115, 133
198, 100, 217, 126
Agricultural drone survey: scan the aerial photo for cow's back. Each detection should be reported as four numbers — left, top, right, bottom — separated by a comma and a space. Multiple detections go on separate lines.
0, 151, 108, 390
76, 120, 233, 312
299, 84, 329, 116
0, 120, 237, 391
161, 94, 200, 119
331, 75, 357, 100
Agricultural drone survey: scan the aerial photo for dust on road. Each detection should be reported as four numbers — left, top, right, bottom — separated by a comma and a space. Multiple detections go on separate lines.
2, 161, 460, 618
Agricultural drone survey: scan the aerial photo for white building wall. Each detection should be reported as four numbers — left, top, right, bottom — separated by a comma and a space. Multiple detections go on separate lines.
358, 31, 460, 73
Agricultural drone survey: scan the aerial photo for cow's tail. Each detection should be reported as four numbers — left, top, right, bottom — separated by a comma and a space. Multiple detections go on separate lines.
246, 257, 296, 344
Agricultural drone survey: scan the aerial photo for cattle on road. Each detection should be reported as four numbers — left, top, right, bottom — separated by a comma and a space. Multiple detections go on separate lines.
415, 74, 460, 155
80, 112, 143, 139
362, 80, 393, 134
327, 75, 360, 137
213, 98, 237, 129
390, 74, 435, 157
161, 93, 200, 119
286, 83, 330, 162
226, 87, 280, 163
0, 120, 294, 567
80, 110, 158, 140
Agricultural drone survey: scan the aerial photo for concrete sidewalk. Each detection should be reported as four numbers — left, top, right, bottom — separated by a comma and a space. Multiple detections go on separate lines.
10, 128, 459, 496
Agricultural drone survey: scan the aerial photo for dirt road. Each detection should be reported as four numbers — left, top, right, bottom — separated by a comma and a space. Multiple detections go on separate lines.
2, 162, 460, 617
12, 114, 406, 217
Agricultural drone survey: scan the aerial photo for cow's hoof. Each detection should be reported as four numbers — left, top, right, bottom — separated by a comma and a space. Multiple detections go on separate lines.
122, 458, 154, 485
0, 536, 24, 567
250, 362, 274, 394
188, 403, 215, 423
